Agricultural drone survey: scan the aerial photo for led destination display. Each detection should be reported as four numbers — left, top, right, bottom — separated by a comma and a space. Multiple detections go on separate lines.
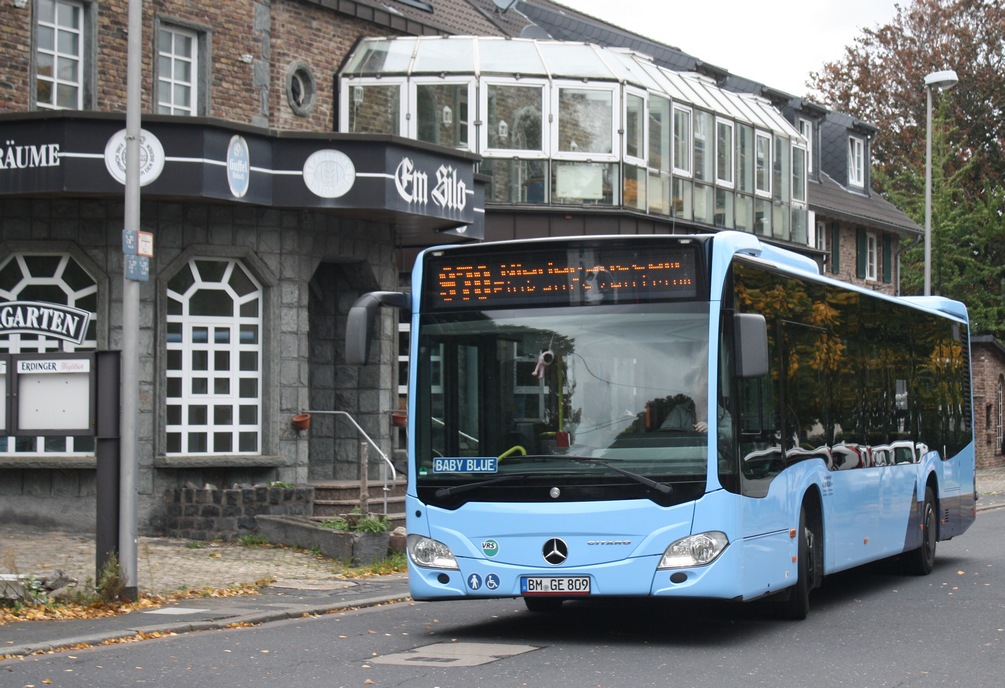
426, 242, 701, 309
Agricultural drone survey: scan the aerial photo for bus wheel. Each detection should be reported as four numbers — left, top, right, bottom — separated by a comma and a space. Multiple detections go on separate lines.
524, 597, 563, 613
778, 505, 815, 620
903, 486, 937, 576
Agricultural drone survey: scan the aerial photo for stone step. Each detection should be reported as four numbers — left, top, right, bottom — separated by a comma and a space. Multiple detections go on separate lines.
313, 495, 406, 518
312, 479, 408, 502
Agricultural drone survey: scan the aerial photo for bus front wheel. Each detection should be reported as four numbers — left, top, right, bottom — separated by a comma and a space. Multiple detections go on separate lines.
777, 504, 817, 620
903, 486, 937, 576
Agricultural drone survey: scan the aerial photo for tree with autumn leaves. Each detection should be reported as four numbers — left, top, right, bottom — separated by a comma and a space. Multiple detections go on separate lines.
808, 0, 1005, 337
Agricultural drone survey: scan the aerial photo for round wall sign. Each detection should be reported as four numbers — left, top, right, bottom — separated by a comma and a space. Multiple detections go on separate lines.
104, 129, 165, 186
302, 149, 355, 199
227, 135, 251, 198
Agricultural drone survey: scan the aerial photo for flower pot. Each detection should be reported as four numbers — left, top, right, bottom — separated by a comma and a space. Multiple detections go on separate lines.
292, 413, 311, 431
391, 412, 407, 427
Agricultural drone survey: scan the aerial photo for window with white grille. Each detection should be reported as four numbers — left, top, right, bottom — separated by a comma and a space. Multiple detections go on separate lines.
166, 259, 262, 455
0, 253, 97, 455
35, 0, 85, 110
157, 25, 199, 116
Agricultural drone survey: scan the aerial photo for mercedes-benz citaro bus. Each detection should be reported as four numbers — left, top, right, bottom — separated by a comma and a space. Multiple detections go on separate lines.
347, 231, 976, 619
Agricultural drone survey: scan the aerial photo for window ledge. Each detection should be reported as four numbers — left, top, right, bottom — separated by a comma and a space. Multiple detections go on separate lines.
154, 454, 285, 469
0, 456, 97, 470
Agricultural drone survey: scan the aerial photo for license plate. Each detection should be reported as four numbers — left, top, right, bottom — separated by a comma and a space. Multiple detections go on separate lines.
521, 576, 591, 595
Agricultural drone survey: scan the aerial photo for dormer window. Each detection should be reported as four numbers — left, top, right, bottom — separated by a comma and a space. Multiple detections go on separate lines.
797, 118, 813, 176
848, 136, 866, 188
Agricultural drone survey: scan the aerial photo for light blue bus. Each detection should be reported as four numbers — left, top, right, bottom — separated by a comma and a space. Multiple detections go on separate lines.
348, 231, 976, 619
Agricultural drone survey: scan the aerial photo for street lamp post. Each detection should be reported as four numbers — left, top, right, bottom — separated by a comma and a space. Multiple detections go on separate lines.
923, 69, 959, 296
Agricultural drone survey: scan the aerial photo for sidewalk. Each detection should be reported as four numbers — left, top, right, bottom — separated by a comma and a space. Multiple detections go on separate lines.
1, 527, 411, 660
3, 467, 1005, 661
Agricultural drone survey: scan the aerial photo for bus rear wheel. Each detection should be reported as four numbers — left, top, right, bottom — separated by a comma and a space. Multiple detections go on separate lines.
903, 486, 937, 576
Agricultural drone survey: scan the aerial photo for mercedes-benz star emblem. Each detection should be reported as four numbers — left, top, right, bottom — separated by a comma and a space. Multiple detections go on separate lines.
542, 538, 568, 565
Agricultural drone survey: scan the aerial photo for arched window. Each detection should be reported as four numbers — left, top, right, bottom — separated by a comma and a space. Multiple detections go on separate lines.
166, 258, 262, 455
0, 253, 98, 455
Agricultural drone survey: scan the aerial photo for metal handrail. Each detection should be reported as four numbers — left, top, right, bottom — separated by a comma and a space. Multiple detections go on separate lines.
302, 410, 398, 514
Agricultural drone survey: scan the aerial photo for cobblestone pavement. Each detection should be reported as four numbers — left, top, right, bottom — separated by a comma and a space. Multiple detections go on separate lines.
0, 526, 354, 596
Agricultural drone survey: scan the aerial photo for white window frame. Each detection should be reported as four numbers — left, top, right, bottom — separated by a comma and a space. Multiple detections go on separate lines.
792, 142, 808, 203
648, 94, 672, 174
672, 104, 692, 176
0, 252, 97, 456
551, 82, 618, 162
715, 118, 734, 188
797, 117, 814, 175
754, 131, 772, 198
623, 87, 648, 167
35, 0, 85, 110
692, 110, 714, 183
157, 24, 199, 116
848, 136, 866, 188
479, 78, 549, 158
409, 78, 476, 152
339, 78, 407, 136
814, 218, 826, 252
166, 258, 263, 456
866, 231, 878, 281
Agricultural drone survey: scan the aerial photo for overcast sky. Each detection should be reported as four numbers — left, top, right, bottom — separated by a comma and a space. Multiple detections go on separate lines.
561, 0, 902, 95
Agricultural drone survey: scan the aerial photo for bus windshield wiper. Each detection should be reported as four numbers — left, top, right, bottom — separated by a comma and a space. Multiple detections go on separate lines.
434, 475, 523, 498
434, 472, 574, 498
563, 455, 673, 495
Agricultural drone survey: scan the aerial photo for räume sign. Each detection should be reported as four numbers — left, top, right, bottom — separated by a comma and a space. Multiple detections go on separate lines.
0, 301, 90, 345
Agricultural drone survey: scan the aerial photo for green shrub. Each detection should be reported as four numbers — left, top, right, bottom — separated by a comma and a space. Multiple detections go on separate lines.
238, 534, 270, 547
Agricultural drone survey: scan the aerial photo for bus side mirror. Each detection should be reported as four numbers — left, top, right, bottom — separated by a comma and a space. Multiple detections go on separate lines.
345, 291, 410, 366
734, 313, 768, 379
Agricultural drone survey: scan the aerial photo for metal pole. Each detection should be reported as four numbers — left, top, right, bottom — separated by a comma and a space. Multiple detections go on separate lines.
119, 0, 143, 602
923, 84, 933, 297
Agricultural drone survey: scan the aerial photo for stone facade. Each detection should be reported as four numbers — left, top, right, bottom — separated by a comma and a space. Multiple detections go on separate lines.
0, 196, 400, 531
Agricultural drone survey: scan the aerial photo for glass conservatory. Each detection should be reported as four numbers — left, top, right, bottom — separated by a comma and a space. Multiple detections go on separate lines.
339, 37, 809, 245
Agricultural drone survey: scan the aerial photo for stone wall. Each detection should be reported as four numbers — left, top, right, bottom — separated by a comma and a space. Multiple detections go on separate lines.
162, 483, 315, 541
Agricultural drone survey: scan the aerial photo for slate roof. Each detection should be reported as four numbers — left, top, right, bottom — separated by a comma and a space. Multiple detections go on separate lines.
810, 173, 922, 236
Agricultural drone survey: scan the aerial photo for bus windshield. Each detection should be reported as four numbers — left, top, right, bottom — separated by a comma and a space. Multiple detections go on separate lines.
414, 304, 711, 503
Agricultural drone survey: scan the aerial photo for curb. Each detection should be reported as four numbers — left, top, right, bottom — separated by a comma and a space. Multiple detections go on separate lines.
2, 593, 411, 660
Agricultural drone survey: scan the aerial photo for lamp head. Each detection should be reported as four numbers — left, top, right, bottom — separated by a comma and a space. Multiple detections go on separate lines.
924, 69, 959, 92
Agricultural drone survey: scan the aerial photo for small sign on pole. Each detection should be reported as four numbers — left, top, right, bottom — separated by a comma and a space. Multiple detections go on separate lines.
122, 229, 153, 282
125, 255, 150, 282
137, 231, 154, 258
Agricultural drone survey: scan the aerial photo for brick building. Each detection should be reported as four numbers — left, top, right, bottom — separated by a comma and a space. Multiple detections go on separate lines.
972, 337, 1005, 468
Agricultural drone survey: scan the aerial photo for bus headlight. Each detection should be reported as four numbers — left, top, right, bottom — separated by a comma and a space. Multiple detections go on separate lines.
657, 531, 729, 569
407, 535, 459, 569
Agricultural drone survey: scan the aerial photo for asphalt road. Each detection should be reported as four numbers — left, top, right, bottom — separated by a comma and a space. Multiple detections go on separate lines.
5, 508, 1004, 688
